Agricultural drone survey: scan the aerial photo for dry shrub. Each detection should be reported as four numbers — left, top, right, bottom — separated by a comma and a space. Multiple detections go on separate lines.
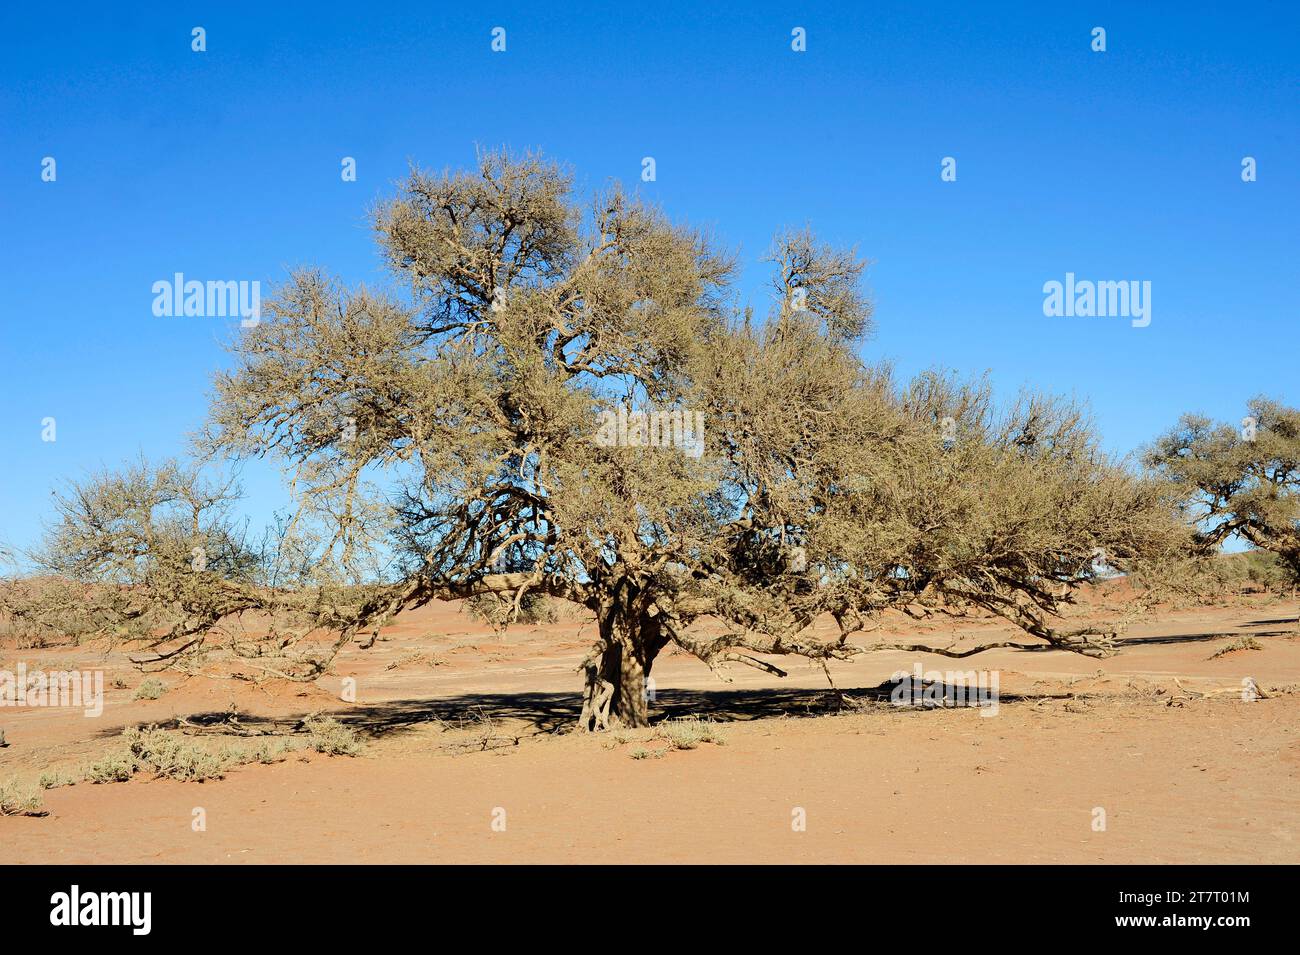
654, 716, 724, 750
133, 677, 167, 700
0, 577, 151, 648
38, 770, 77, 790
301, 714, 363, 756
84, 726, 236, 783
84, 751, 136, 784
81, 720, 358, 786
0, 778, 47, 816
1212, 551, 1292, 595
1208, 636, 1264, 659
248, 739, 299, 764
125, 726, 235, 781
464, 592, 557, 629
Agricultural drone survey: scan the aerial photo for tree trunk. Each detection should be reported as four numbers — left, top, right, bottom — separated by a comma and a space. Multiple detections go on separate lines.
577, 598, 668, 731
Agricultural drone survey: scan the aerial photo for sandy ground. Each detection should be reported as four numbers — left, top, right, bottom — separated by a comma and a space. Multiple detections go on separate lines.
2, 595, 1298, 864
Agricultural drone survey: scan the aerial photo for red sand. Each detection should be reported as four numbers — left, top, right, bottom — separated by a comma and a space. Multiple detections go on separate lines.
3, 597, 1298, 863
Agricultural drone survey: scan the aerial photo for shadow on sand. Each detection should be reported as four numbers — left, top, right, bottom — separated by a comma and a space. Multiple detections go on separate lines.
129, 678, 1041, 742
99, 620, 1298, 741
1113, 623, 1295, 648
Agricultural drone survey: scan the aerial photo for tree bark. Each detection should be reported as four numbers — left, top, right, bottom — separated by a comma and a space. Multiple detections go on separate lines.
577, 597, 668, 731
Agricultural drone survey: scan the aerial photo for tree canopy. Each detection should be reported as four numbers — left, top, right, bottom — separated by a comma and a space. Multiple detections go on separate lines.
1147, 397, 1300, 583
13, 150, 1197, 729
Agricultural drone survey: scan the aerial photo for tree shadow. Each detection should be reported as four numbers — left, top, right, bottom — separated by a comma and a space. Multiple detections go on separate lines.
125, 678, 1041, 741
1114, 627, 1295, 648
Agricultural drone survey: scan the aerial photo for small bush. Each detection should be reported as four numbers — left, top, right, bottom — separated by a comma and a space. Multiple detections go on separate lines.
38, 770, 77, 790
81, 722, 353, 786
84, 751, 136, 784
125, 725, 233, 781
247, 738, 299, 764
0, 778, 47, 816
464, 592, 557, 629
1203, 550, 1296, 596
302, 715, 363, 756
133, 678, 167, 700
653, 717, 724, 750
85, 726, 233, 783
83, 729, 308, 784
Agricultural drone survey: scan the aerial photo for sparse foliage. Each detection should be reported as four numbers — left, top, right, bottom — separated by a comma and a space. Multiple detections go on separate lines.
1208, 636, 1263, 659
1148, 398, 1300, 586
465, 591, 557, 628
301, 714, 363, 756
12, 150, 1195, 730
133, 678, 167, 701
655, 716, 724, 749
0, 777, 46, 816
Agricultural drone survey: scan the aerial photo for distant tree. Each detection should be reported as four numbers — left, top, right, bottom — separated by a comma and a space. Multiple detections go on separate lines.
6, 458, 396, 673
15, 150, 1191, 729
1147, 397, 1300, 587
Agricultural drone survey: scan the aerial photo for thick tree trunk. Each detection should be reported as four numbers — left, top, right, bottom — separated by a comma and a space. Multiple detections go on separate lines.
577, 598, 668, 731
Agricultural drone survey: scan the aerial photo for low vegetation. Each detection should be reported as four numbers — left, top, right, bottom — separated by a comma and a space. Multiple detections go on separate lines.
654, 716, 725, 750
132, 677, 167, 701
301, 714, 364, 756
0, 777, 46, 816
78, 719, 362, 786
1208, 635, 1264, 659
38, 769, 78, 790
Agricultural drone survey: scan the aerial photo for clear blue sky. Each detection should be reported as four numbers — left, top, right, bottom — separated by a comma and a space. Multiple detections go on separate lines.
1, 1, 1297, 562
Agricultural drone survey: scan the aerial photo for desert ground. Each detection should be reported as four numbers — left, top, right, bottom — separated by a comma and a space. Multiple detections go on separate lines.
2, 593, 1298, 864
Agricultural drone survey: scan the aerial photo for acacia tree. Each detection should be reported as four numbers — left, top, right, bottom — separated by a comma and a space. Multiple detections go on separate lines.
1147, 398, 1300, 583
17, 150, 1191, 729
8, 459, 402, 675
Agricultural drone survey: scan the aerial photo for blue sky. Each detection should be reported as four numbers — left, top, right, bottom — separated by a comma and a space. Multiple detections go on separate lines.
1, 1, 1297, 562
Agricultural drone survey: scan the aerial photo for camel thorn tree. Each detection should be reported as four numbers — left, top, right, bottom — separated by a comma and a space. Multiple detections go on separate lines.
10, 149, 1195, 730
1147, 397, 1300, 606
